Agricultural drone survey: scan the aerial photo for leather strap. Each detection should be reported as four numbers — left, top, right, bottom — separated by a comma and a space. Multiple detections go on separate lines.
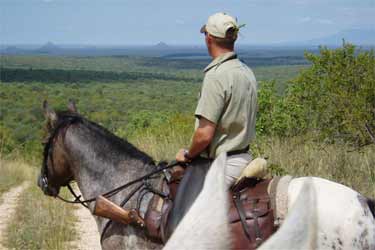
251, 199, 263, 246
233, 193, 252, 241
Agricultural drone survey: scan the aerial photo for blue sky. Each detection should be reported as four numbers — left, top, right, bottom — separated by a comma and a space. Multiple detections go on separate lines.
1, 0, 374, 45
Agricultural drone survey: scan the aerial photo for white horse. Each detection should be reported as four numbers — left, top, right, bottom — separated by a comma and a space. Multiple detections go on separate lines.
166, 153, 375, 250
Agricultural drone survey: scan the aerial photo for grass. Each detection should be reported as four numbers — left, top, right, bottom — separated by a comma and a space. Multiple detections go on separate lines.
129, 125, 193, 162
253, 136, 375, 197
0, 156, 78, 250
0, 157, 33, 197
129, 127, 375, 198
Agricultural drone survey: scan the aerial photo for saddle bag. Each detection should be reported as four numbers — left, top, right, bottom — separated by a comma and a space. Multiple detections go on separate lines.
144, 165, 185, 242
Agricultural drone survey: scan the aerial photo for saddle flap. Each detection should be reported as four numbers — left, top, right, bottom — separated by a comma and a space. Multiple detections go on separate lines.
228, 197, 271, 223
229, 179, 276, 249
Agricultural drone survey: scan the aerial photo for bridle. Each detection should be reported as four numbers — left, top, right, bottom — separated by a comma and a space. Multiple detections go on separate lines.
40, 114, 82, 199
40, 114, 183, 243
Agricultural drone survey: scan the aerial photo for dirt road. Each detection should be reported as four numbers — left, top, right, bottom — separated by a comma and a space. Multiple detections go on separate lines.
0, 182, 29, 249
0, 182, 101, 250
71, 191, 101, 250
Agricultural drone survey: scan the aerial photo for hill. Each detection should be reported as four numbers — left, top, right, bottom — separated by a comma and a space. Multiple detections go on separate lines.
35, 42, 62, 54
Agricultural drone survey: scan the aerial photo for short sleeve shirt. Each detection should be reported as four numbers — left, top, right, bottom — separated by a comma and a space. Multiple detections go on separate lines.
195, 52, 257, 158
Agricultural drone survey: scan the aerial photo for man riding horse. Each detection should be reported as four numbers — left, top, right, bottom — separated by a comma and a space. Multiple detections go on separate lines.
175, 12, 257, 186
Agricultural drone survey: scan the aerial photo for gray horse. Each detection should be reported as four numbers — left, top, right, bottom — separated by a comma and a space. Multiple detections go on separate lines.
39, 101, 165, 249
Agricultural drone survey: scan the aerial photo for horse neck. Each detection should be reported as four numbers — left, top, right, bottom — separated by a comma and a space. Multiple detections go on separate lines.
62, 122, 155, 212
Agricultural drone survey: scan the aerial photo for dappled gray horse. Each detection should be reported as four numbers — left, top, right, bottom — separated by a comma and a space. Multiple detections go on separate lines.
39, 101, 164, 249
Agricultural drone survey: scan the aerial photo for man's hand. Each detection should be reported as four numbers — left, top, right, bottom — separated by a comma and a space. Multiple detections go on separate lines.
176, 148, 191, 163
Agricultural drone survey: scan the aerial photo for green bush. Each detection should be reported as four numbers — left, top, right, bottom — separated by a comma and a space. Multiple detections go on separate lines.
285, 42, 375, 145
256, 42, 375, 146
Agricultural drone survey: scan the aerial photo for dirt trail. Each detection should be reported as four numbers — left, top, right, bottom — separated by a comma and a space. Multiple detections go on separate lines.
71, 191, 101, 250
0, 182, 29, 249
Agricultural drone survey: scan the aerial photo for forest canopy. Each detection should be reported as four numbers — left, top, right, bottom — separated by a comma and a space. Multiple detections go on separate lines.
0, 43, 374, 159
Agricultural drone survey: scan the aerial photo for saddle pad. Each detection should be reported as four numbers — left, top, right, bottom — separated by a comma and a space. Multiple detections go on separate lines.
268, 175, 293, 227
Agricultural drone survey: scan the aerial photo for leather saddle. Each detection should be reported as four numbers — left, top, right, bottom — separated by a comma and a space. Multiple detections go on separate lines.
144, 157, 276, 250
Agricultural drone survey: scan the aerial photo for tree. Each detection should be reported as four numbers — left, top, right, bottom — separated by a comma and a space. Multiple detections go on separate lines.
285, 42, 375, 146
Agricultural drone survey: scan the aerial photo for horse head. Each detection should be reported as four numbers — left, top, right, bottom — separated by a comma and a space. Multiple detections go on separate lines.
37, 100, 78, 197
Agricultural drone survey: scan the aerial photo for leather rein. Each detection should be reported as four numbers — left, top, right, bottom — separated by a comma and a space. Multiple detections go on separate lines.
41, 114, 182, 243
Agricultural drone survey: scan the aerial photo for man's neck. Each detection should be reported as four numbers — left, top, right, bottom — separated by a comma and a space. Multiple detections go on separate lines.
210, 48, 234, 60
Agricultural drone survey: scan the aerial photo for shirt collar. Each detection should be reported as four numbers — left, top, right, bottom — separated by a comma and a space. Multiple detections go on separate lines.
204, 52, 237, 72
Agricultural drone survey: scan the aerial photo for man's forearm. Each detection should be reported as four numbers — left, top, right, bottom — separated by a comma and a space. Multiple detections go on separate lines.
187, 128, 213, 158
176, 117, 216, 162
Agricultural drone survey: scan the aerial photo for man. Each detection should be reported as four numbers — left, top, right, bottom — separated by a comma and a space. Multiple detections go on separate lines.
176, 12, 257, 186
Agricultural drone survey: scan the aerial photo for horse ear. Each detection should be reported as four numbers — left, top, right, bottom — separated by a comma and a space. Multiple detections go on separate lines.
43, 100, 57, 125
67, 99, 77, 113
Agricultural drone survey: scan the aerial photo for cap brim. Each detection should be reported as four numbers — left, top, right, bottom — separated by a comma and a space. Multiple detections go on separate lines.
200, 25, 206, 34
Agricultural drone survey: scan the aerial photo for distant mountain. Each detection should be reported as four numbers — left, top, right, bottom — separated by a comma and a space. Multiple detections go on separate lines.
153, 42, 170, 50
35, 42, 62, 53
304, 29, 375, 46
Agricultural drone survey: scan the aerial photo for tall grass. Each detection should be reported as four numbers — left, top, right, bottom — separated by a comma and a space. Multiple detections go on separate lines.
0, 157, 33, 196
254, 137, 375, 197
126, 115, 194, 162
129, 126, 375, 197
131, 130, 191, 162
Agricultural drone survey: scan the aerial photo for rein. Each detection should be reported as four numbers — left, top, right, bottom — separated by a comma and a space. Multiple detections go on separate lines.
56, 160, 181, 206
60, 160, 181, 244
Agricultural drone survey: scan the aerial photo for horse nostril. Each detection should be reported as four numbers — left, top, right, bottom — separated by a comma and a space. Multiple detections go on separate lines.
37, 175, 43, 188
37, 175, 56, 196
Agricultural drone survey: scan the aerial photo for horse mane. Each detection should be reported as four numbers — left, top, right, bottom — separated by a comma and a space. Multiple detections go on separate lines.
54, 110, 155, 165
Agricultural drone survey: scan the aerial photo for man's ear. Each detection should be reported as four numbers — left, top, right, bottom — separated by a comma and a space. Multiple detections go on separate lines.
43, 100, 57, 126
67, 99, 77, 113
205, 33, 211, 44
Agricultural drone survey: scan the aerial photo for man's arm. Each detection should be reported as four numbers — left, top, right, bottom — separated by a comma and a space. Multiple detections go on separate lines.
176, 117, 216, 162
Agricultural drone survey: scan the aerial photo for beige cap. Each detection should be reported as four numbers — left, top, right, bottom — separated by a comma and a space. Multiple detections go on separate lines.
200, 12, 239, 39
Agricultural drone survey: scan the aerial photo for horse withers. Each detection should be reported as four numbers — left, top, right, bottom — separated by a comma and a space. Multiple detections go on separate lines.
38, 100, 375, 250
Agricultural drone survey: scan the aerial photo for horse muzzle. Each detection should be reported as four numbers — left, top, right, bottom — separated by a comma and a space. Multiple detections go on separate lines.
37, 174, 59, 197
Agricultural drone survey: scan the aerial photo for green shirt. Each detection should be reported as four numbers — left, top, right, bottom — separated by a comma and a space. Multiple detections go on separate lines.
195, 52, 257, 158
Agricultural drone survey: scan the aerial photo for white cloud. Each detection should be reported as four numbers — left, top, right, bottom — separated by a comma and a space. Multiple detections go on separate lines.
317, 19, 334, 25
175, 19, 185, 25
298, 17, 333, 25
298, 16, 312, 23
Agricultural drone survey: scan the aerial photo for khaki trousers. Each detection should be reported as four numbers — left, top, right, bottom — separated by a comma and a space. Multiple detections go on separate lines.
225, 152, 252, 186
